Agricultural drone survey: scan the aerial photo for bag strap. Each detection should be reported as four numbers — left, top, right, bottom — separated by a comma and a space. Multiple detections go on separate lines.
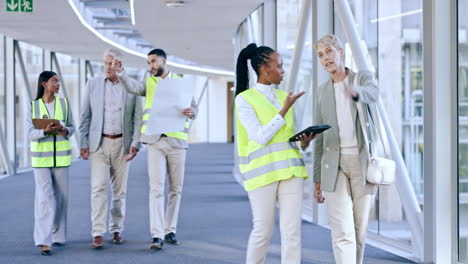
354, 74, 391, 159
356, 100, 372, 158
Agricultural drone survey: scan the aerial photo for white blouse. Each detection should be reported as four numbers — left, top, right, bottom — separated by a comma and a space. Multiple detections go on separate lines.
333, 76, 358, 152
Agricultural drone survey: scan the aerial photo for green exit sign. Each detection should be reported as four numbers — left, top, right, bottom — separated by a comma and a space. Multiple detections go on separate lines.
6, 0, 33, 13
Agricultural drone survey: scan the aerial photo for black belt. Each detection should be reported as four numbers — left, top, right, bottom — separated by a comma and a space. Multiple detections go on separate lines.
102, 133, 123, 139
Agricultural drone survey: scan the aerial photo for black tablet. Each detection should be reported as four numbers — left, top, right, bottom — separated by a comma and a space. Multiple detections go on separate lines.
288, 125, 331, 142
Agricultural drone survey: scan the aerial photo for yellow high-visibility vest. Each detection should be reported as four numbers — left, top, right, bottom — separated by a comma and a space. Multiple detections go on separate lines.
30, 97, 72, 168
236, 88, 307, 191
141, 75, 189, 140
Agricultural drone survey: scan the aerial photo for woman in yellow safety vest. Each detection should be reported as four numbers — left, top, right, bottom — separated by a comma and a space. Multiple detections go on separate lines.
25, 71, 74, 255
235, 43, 317, 264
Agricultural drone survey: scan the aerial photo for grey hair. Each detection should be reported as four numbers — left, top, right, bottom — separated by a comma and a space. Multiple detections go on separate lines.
103, 48, 123, 60
314, 34, 343, 51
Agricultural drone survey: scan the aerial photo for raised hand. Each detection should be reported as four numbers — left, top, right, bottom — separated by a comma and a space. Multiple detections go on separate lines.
112, 58, 123, 74
182, 108, 195, 118
344, 81, 358, 99
279, 91, 306, 117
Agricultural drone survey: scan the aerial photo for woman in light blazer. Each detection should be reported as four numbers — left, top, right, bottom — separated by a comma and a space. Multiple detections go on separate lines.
26, 71, 74, 255
312, 35, 379, 264
235, 43, 317, 264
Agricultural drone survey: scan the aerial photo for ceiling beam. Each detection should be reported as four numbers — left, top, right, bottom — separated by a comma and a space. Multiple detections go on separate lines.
137, 44, 153, 48
114, 32, 141, 37
95, 25, 135, 30
82, 0, 129, 9
93, 16, 131, 22
99, 20, 132, 26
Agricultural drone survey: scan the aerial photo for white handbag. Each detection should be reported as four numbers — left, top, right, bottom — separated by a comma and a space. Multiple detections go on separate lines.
354, 78, 396, 185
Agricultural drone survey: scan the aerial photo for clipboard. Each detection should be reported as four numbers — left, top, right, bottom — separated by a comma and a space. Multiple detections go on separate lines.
32, 118, 61, 129
289, 125, 331, 142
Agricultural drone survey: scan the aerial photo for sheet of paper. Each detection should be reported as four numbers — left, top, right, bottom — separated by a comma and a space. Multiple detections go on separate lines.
145, 76, 195, 135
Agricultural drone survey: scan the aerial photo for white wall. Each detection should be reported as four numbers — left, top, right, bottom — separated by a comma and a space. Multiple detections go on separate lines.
189, 76, 231, 144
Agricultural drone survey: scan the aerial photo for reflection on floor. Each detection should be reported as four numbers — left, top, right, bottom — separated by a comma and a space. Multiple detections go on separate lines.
0, 143, 414, 263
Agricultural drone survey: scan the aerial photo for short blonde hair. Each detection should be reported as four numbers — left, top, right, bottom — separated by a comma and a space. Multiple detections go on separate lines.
314, 34, 343, 51
103, 48, 123, 61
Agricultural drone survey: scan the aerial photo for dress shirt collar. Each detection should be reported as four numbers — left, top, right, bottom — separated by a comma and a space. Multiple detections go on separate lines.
105, 77, 120, 84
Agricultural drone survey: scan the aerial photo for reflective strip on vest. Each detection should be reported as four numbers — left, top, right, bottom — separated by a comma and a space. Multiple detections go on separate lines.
238, 142, 299, 165
235, 88, 307, 191
141, 75, 189, 140
31, 150, 72, 158
30, 97, 72, 168
242, 158, 305, 180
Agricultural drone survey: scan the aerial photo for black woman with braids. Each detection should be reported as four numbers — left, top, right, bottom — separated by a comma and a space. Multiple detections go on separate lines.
234, 43, 318, 264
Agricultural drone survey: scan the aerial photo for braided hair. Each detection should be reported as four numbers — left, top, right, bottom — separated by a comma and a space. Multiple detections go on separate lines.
235, 43, 275, 96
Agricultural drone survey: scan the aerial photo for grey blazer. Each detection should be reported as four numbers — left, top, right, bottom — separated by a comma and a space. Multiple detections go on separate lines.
313, 69, 380, 192
79, 76, 142, 154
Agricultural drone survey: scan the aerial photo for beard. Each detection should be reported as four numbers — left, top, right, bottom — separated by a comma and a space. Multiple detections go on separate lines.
153, 67, 164, 77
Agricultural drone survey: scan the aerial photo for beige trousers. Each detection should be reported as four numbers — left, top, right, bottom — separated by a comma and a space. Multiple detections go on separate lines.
90, 137, 129, 237
33, 167, 69, 246
147, 137, 187, 239
246, 176, 304, 264
325, 154, 376, 264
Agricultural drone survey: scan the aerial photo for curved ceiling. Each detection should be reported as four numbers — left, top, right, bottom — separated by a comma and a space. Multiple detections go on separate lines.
0, 0, 263, 76
134, 0, 263, 71
0, 0, 144, 67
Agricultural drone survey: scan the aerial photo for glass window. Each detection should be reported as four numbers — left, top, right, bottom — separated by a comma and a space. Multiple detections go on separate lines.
277, 0, 304, 76
277, 0, 313, 124
53, 52, 80, 158
232, 5, 266, 183
334, 0, 423, 248
0, 35, 5, 175
0, 35, 5, 131
277, 0, 315, 212
232, 5, 264, 89
459, 0, 468, 262
15, 41, 43, 170
89, 60, 104, 78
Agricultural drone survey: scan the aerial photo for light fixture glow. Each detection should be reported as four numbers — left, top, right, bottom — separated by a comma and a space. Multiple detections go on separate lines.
67, 0, 234, 76
165, 0, 185, 8
130, 0, 136, 25
370, 9, 422, 24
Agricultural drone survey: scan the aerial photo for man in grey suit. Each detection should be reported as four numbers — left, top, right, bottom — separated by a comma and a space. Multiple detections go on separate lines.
79, 48, 142, 249
313, 35, 379, 264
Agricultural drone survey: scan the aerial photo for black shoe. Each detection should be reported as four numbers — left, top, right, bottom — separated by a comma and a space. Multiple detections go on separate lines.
164, 232, 179, 245
112, 232, 124, 244
150, 238, 163, 250
41, 250, 52, 256
52, 242, 65, 247
40, 246, 52, 256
